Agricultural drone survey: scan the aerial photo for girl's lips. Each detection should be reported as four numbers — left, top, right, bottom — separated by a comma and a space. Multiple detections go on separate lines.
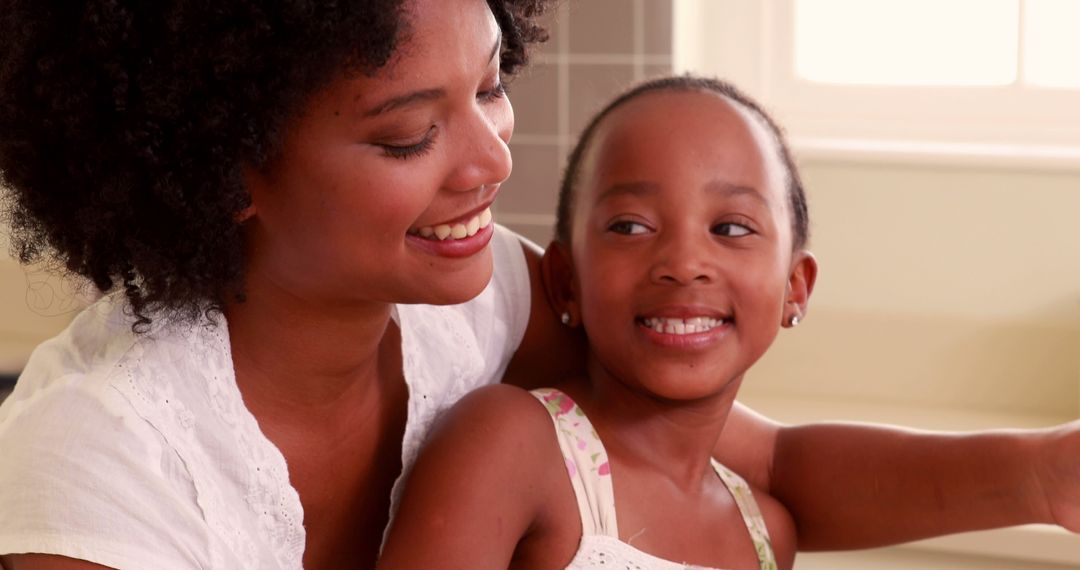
636, 315, 734, 349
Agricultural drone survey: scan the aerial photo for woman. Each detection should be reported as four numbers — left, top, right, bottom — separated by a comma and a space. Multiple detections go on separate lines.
0, 0, 1076, 569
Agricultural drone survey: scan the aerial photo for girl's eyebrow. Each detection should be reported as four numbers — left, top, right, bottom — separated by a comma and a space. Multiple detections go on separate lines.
704, 181, 767, 205
362, 32, 503, 118
596, 180, 765, 204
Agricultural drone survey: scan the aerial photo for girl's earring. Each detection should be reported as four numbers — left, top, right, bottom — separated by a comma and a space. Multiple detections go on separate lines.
560, 312, 571, 326
788, 314, 800, 327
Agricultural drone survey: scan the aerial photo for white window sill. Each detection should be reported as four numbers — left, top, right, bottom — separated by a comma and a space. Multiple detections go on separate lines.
791, 136, 1080, 172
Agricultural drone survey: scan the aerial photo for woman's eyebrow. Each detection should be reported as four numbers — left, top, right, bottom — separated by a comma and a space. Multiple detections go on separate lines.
362, 32, 502, 118
364, 88, 446, 117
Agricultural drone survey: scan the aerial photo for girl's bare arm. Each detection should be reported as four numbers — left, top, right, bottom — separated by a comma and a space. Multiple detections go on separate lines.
377, 384, 568, 568
507, 238, 1080, 550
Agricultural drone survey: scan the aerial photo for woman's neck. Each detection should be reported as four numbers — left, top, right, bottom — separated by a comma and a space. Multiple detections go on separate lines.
224, 274, 399, 419
572, 358, 743, 491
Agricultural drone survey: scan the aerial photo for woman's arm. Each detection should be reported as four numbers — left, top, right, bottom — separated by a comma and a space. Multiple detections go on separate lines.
502, 239, 586, 390
378, 384, 567, 568
0, 555, 114, 570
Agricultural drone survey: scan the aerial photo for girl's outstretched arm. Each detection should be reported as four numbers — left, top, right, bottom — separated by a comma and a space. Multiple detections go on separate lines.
378, 384, 575, 568
508, 236, 1080, 548
716, 402, 1080, 550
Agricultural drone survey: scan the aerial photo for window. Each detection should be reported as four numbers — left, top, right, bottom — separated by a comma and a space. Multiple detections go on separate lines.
674, 0, 1080, 164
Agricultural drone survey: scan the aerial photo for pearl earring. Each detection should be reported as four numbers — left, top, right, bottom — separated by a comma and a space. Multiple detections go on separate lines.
561, 312, 571, 325
789, 314, 800, 327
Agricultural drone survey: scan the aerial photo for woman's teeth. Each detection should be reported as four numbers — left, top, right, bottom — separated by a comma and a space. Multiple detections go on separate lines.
641, 316, 727, 335
414, 208, 493, 241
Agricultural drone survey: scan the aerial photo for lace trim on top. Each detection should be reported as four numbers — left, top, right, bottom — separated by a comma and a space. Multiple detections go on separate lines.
114, 312, 305, 569
530, 388, 777, 570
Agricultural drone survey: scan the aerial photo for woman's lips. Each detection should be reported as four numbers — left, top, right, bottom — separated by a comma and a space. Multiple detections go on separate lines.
409, 207, 493, 241
405, 208, 495, 259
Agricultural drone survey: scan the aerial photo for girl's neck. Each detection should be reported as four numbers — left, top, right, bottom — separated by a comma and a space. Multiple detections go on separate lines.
570, 357, 743, 490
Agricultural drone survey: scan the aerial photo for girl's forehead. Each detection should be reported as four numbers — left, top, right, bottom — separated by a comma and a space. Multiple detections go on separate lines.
580, 90, 783, 199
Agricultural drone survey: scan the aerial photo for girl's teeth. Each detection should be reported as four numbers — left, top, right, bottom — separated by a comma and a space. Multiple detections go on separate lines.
413, 208, 494, 241
643, 317, 725, 335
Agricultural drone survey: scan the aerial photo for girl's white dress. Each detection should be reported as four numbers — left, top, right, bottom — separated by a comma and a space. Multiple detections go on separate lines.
0, 224, 532, 570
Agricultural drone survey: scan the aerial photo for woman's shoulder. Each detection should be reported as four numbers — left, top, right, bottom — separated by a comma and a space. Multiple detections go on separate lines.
0, 293, 301, 569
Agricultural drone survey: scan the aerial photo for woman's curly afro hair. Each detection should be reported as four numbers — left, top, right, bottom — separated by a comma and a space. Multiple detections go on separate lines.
0, 0, 550, 330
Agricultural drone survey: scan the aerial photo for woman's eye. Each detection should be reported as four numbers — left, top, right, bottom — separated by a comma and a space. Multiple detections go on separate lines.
379, 126, 437, 160
478, 82, 507, 103
608, 220, 649, 235
712, 222, 752, 237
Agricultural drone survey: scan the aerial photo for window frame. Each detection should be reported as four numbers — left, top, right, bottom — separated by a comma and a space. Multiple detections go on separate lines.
674, 0, 1080, 167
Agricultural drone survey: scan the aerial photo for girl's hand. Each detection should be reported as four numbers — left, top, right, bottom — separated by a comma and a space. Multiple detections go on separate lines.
1039, 420, 1080, 532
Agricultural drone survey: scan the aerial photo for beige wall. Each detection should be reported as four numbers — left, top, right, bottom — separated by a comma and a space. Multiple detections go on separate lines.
0, 235, 83, 374
497, 0, 673, 246
744, 159, 1080, 421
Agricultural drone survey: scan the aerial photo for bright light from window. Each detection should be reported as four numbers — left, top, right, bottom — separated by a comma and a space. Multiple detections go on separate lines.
1023, 0, 1080, 88
794, 0, 1019, 86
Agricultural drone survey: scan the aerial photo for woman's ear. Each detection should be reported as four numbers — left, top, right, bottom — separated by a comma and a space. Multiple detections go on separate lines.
540, 240, 581, 327
234, 203, 256, 223
783, 250, 818, 328
236, 163, 263, 223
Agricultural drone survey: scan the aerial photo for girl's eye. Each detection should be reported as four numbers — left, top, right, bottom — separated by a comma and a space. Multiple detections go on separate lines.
712, 222, 752, 237
478, 81, 507, 103
608, 220, 649, 235
379, 126, 437, 160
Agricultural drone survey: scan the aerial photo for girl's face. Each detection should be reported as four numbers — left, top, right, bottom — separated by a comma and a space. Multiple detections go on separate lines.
242, 0, 512, 307
564, 90, 815, 402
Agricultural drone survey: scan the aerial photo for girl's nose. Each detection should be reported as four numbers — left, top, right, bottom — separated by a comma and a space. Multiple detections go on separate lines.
649, 233, 716, 286
444, 101, 513, 193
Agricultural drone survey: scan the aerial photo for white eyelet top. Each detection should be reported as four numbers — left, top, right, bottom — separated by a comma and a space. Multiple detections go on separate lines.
0, 224, 531, 570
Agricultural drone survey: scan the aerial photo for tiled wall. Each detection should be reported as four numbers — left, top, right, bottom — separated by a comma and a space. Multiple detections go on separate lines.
497, 0, 673, 246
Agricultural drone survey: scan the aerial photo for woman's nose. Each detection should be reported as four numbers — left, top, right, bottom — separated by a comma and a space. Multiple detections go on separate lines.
444, 100, 513, 193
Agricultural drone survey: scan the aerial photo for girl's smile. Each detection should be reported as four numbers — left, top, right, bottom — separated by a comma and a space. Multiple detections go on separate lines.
561, 88, 814, 403
637, 309, 735, 349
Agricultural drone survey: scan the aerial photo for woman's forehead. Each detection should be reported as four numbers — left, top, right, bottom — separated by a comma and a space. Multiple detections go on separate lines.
383, 0, 499, 76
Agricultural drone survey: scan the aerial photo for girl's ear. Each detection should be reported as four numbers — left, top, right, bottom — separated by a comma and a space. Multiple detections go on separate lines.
783, 250, 818, 328
540, 240, 581, 327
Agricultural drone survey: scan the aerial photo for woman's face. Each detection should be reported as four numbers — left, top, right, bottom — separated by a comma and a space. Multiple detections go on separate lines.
567, 90, 811, 402
243, 0, 512, 308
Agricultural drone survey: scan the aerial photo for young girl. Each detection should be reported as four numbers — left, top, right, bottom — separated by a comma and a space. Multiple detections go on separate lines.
374, 74, 1044, 568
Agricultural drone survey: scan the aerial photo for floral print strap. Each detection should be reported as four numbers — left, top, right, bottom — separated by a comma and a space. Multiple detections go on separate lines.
530, 388, 619, 537
711, 460, 778, 570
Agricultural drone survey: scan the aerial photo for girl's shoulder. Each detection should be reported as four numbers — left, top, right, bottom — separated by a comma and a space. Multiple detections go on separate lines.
428, 383, 562, 451
380, 383, 583, 567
